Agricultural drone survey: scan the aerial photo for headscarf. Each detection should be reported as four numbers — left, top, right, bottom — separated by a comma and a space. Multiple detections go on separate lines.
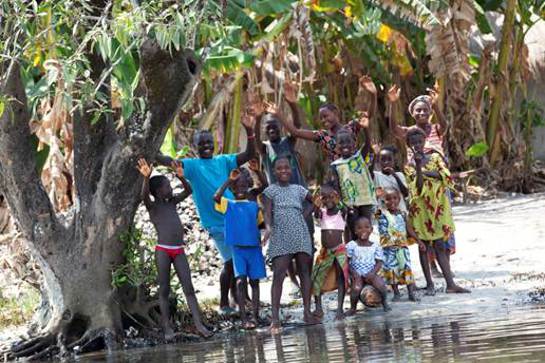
408, 95, 432, 117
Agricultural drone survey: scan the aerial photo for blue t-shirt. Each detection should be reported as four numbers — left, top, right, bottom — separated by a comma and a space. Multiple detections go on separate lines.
215, 198, 263, 247
182, 154, 238, 228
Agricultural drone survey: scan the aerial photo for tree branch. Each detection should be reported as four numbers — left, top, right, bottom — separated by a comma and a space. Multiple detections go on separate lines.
0, 62, 58, 252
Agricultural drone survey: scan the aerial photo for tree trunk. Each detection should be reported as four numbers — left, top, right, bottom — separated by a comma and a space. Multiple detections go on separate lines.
0, 38, 201, 359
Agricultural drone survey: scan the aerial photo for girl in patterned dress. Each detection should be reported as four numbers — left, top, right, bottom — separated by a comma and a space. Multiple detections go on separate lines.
405, 128, 470, 295
262, 157, 319, 333
378, 188, 424, 302
346, 216, 391, 315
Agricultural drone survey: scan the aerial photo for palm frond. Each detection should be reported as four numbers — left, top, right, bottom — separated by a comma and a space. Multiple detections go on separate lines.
365, 0, 449, 30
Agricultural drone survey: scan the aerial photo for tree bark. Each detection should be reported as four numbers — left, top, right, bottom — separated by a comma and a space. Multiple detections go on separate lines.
0, 38, 201, 359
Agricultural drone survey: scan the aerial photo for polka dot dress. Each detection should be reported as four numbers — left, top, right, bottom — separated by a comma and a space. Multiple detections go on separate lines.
263, 184, 313, 260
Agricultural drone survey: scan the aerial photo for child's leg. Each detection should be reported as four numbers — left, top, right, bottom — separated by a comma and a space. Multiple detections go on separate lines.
407, 283, 419, 301
249, 279, 260, 323
270, 255, 291, 333
288, 261, 300, 288
432, 240, 470, 293
236, 277, 255, 329
367, 274, 391, 311
173, 254, 212, 337
155, 250, 174, 339
391, 284, 401, 301
219, 259, 236, 310
335, 261, 346, 319
347, 275, 364, 315
295, 252, 320, 325
313, 294, 324, 318
428, 249, 443, 277
418, 241, 435, 296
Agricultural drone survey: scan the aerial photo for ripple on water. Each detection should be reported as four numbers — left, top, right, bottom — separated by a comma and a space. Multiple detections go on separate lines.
74, 306, 545, 363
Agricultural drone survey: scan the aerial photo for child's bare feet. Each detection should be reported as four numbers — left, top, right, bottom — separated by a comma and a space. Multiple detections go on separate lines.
383, 302, 392, 312
312, 308, 324, 319
269, 321, 282, 334
446, 285, 470, 294
196, 324, 213, 338
303, 313, 321, 326
391, 294, 402, 302
408, 293, 420, 302
345, 308, 356, 316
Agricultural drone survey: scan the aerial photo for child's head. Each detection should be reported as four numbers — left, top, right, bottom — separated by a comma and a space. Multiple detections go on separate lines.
408, 95, 432, 126
319, 103, 341, 130
383, 188, 401, 212
262, 114, 282, 143
335, 128, 356, 158
230, 168, 253, 200
379, 146, 397, 174
272, 156, 292, 183
149, 175, 172, 200
320, 184, 339, 210
193, 130, 215, 159
406, 127, 426, 154
354, 216, 373, 241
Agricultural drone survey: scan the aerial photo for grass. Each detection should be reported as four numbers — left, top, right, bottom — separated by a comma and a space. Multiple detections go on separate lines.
0, 288, 40, 329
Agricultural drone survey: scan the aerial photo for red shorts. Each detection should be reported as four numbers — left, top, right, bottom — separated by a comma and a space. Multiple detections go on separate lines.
155, 245, 185, 260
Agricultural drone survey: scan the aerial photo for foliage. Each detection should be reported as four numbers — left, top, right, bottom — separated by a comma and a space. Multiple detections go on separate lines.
0, 288, 40, 329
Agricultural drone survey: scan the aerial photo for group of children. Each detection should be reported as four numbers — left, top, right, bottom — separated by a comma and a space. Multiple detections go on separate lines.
136, 79, 470, 339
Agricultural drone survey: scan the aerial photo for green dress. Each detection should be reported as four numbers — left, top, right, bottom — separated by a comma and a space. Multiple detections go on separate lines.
405, 153, 455, 242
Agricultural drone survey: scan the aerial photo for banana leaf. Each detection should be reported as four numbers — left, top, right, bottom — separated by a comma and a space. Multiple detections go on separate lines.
250, 0, 297, 16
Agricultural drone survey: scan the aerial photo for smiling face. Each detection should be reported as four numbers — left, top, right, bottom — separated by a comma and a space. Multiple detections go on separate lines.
195, 132, 215, 159
412, 101, 431, 126
273, 158, 292, 183
336, 131, 356, 158
379, 150, 395, 173
264, 116, 281, 143
384, 189, 401, 212
354, 217, 373, 241
319, 107, 340, 131
230, 175, 250, 200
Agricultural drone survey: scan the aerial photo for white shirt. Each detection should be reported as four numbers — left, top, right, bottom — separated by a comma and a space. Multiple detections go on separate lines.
373, 171, 408, 212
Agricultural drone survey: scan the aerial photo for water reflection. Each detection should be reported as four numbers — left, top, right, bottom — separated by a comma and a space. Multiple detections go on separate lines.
76, 306, 545, 363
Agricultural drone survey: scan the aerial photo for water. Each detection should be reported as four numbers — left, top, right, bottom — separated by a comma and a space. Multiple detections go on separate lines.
75, 305, 545, 363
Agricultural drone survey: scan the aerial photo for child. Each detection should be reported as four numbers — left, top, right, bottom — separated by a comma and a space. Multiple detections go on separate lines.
136, 158, 212, 340
262, 157, 319, 333
374, 147, 408, 213
330, 127, 377, 236
278, 76, 377, 162
378, 188, 423, 302
214, 168, 266, 330
346, 216, 391, 314
405, 128, 470, 295
311, 184, 349, 320
155, 113, 256, 315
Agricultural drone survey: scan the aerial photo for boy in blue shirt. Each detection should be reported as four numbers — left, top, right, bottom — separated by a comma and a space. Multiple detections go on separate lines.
214, 168, 266, 329
156, 114, 256, 315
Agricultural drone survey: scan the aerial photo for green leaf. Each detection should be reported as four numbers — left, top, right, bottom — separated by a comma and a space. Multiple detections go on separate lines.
0, 98, 4, 118
250, 0, 297, 15
474, 2, 493, 34
204, 50, 255, 73
226, 2, 259, 36
465, 141, 489, 158
160, 126, 177, 159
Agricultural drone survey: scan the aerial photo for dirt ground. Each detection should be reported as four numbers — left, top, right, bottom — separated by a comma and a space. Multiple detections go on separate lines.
194, 193, 545, 322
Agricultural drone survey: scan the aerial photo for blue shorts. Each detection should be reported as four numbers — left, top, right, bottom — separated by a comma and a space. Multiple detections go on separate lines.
206, 226, 233, 263
232, 246, 266, 280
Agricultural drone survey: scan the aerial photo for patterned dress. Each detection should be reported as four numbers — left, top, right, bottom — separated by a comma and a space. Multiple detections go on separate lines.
331, 151, 377, 207
346, 240, 383, 276
405, 153, 455, 242
313, 120, 361, 161
378, 210, 415, 285
263, 184, 313, 259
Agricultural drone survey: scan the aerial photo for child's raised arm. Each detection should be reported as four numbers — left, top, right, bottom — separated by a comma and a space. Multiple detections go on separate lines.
213, 169, 240, 204
386, 85, 408, 141
136, 158, 153, 209
170, 161, 192, 204
237, 111, 257, 166
248, 159, 268, 196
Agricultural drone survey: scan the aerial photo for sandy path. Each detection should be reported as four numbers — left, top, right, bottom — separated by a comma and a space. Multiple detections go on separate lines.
195, 193, 545, 320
